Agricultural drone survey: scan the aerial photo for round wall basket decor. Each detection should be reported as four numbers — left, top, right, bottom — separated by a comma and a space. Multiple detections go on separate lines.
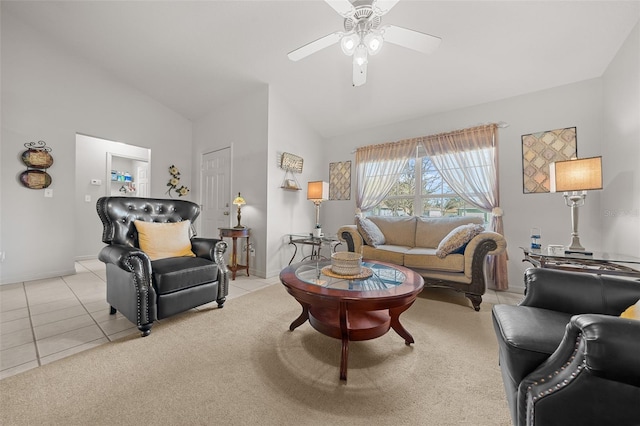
20, 141, 53, 189
19, 170, 52, 189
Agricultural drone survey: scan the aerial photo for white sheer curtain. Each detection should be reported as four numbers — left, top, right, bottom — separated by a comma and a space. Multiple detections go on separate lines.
419, 124, 508, 290
355, 139, 418, 214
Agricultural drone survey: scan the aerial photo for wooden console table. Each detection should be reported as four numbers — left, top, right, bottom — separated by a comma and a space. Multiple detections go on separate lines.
219, 227, 250, 280
521, 246, 640, 278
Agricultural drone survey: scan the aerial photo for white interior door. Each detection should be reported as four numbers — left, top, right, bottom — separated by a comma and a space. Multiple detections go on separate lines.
136, 164, 149, 197
201, 147, 231, 238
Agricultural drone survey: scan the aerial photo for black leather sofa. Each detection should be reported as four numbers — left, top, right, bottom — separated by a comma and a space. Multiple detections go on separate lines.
492, 268, 640, 426
97, 196, 229, 336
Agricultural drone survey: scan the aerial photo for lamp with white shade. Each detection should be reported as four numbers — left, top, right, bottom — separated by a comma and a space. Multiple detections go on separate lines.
307, 181, 329, 233
549, 156, 603, 254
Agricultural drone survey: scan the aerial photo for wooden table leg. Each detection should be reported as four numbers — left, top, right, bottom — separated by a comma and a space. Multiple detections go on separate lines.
390, 302, 415, 345
230, 237, 238, 280
289, 303, 309, 331
339, 301, 349, 381
245, 237, 250, 276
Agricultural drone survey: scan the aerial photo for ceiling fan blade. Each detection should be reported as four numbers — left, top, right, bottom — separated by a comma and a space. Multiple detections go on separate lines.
373, 0, 400, 15
381, 24, 442, 54
324, 0, 355, 17
353, 61, 367, 87
287, 32, 342, 62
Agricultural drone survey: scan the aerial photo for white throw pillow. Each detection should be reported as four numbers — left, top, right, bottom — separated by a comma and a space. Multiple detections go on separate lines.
436, 223, 485, 258
356, 216, 386, 247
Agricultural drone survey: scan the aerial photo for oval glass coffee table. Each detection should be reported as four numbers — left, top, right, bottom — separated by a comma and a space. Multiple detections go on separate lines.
279, 259, 424, 381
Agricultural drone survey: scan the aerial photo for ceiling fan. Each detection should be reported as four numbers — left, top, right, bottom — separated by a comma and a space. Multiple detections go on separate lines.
287, 0, 441, 87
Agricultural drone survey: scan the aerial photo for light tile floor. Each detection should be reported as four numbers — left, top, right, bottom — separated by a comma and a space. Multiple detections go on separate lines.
0, 259, 279, 380
0, 260, 523, 380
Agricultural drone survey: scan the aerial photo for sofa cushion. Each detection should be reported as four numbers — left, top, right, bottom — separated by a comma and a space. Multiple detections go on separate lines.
362, 245, 409, 265
356, 216, 385, 247
436, 223, 485, 258
415, 216, 484, 248
134, 220, 195, 261
404, 248, 465, 272
151, 256, 218, 295
368, 216, 416, 247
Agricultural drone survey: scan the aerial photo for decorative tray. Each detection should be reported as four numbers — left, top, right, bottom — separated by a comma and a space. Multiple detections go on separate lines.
321, 266, 373, 280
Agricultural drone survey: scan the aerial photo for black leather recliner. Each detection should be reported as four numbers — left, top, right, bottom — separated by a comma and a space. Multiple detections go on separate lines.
492, 268, 640, 426
97, 196, 229, 336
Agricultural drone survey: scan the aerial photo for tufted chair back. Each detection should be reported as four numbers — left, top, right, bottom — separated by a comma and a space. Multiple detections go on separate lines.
96, 196, 199, 247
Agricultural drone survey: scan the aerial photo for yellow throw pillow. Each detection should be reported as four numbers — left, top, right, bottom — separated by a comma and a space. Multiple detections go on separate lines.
620, 299, 640, 320
133, 220, 196, 261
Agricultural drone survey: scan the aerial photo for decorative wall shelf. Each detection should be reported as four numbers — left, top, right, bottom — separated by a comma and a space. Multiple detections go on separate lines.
279, 152, 303, 190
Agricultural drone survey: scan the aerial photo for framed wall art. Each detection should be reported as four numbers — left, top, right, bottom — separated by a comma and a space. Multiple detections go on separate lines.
521, 127, 577, 194
329, 160, 351, 200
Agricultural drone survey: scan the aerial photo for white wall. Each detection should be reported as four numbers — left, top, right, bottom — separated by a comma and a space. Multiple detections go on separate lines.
192, 87, 326, 279
75, 134, 150, 260
323, 79, 606, 291
266, 88, 325, 277
192, 87, 269, 277
601, 22, 640, 257
1, 10, 192, 284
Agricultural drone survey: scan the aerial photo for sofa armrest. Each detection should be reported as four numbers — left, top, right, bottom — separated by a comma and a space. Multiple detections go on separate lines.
192, 238, 229, 300
462, 231, 506, 279
337, 225, 364, 254
520, 268, 640, 315
465, 231, 506, 257
519, 314, 640, 426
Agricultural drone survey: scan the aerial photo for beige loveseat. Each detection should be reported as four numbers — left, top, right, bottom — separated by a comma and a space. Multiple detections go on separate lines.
337, 216, 506, 311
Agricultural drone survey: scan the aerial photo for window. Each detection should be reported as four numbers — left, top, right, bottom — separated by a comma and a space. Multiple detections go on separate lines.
369, 147, 488, 222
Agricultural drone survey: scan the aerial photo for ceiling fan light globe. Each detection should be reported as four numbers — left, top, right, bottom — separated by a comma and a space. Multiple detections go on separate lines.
364, 32, 383, 55
353, 44, 368, 66
340, 33, 359, 56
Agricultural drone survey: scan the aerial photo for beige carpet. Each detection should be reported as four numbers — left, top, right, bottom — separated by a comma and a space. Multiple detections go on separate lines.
0, 284, 511, 425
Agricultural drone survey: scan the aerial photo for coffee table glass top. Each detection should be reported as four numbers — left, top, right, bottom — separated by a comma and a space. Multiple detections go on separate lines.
295, 261, 406, 291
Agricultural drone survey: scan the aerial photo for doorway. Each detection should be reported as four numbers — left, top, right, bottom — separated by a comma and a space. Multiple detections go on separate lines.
201, 147, 231, 238
75, 134, 150, 260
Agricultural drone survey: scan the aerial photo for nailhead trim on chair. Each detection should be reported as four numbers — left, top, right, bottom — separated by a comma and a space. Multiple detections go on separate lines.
526, 334, 585, 424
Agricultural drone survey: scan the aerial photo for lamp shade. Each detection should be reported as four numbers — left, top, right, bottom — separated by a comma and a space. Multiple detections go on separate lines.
307, 181, 329, 201
550, 156, 603, 192
233, 192, 246, 206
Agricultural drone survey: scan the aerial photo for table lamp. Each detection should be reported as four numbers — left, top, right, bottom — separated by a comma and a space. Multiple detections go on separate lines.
307, 181, 329, 228
233, 192, 246, 228
549, 156, 602, 254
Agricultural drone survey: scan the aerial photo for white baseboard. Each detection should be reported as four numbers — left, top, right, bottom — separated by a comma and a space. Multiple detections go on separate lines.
0, 268, 77, 286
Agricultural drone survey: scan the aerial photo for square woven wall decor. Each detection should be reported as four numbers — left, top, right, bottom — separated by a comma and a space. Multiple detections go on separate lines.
521, 127, 577, 194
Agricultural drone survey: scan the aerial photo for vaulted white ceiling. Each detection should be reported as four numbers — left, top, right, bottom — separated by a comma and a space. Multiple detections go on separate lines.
4, 1, 639, 138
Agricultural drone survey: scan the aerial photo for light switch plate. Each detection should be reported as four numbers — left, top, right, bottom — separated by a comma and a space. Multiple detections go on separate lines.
85, 195, 91, 202
44, 189, 53, 198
